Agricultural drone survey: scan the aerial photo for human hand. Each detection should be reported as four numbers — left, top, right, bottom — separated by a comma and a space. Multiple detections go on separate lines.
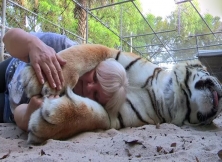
28, 95, 44, 112
14, 95, 44, 132
28, 37, 66, 90
48, 95, 60, 99
28, 95, 59, 112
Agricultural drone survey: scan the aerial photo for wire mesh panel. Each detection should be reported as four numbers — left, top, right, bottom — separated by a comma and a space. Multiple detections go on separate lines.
0, 0, 222, 64
3, 0, 83, 42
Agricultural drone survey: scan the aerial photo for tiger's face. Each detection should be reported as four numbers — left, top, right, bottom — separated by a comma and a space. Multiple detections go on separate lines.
186, 66, 222, 125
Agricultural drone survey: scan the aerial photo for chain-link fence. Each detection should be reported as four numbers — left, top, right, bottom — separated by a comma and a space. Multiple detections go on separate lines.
0, 0, 84, 61
1, 0, 222, 63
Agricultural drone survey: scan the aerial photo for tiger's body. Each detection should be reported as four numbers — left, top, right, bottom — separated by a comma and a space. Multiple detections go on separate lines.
21, 44, 222, 144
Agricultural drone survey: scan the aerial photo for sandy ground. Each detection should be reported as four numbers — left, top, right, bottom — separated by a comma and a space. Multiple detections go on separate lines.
1, 113, 222, 162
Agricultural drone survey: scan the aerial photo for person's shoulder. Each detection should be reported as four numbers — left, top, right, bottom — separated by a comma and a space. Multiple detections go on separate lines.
29, 31, 78, 51
30, 32, 65, 39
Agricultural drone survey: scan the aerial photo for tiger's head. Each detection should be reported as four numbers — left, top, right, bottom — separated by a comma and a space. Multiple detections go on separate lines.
173, 60, 222, 125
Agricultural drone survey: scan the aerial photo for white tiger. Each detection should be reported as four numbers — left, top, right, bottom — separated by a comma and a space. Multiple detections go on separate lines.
21, 44, 222, 144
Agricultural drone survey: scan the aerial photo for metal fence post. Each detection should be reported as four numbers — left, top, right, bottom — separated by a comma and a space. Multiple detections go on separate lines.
1, 0, 6, 62
86, 6, 88, 44
120, 5, 122, 51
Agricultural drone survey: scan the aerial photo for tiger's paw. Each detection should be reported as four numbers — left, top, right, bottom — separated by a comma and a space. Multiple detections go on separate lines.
20, 66, 43, 98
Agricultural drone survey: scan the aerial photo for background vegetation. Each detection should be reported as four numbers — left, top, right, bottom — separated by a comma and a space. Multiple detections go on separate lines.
1, 0, 222, 63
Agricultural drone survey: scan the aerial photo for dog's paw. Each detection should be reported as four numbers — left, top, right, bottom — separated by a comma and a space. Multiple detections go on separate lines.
20, 66, 42, 98
41, 82, 59, 97
41, 97, 67, 125
28, 108, 63, 144
27, 132, 46, 145
28, 96, 71, 144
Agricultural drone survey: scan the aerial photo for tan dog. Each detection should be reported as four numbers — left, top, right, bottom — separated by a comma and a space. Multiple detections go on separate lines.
22, 44, 119, 144
21, 44, 222, 144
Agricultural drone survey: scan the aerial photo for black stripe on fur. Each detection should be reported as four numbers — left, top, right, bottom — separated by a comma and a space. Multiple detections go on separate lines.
115, 51, 121, 61
142, 67, 162, 88
174, 71, 179, 85
118, 112, 125, 128
154, 68, 162, 83
159, 99, 166, 123
126, 98, 148, 124
182, 87, 191, 123
185, 67, 192, 97
147, 89, 155, 110
151, 89, 164, 121
125, 57, 141, 71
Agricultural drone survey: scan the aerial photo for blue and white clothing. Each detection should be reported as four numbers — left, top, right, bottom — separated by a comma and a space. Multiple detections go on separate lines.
3, 32, 78, 123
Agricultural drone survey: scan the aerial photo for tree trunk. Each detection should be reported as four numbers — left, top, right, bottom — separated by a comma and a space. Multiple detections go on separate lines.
16, 0, 26, 29
74, 0, 87, 43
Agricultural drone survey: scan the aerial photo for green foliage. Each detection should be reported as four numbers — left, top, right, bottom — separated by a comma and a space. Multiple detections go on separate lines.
37, 0, 78, 33
88, 19, 120, 47
4, 0, 222, 62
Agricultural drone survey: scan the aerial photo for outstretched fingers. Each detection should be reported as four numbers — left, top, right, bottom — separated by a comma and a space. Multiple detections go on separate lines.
33, 57, 63, 90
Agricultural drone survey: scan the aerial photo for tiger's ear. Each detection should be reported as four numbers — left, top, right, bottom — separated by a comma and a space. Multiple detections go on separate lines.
172, 62, 188, 84
186, 60, 206, 70
172, 60, 205, 84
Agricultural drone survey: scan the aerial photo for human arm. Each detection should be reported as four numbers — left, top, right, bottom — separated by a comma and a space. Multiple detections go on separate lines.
14, 95, 43, 131
3, 28, 66, 90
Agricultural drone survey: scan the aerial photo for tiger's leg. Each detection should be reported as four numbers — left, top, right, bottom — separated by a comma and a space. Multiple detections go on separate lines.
28, 88, 110, 144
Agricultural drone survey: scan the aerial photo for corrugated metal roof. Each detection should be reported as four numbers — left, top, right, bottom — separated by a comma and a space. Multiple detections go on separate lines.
198, 50, 222, 57
198, 50, 222, 82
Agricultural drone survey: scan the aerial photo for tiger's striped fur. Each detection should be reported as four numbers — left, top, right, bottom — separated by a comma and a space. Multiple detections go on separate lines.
22, 44, 222, 144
